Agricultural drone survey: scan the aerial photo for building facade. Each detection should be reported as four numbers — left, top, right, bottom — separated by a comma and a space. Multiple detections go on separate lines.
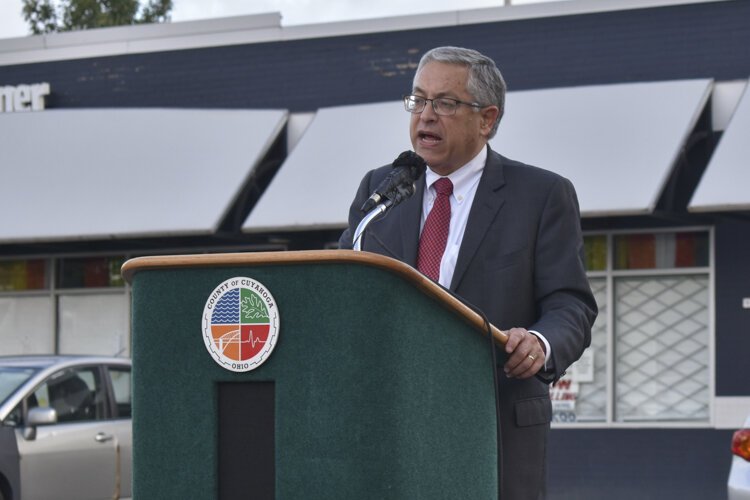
1, 0, 749, 497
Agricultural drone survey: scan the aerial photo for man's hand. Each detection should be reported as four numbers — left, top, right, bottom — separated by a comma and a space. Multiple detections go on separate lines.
503, 327, 546, 379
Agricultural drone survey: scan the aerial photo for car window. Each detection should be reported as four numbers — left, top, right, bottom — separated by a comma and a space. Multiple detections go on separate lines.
0, 366, 38, 406
38, 367, 106, 423
108, 366, 131, 418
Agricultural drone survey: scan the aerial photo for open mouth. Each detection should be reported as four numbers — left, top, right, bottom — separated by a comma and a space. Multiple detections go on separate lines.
418, 131, 442, 144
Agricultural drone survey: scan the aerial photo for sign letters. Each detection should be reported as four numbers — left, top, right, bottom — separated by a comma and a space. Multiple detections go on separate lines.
0, 83, 51, 112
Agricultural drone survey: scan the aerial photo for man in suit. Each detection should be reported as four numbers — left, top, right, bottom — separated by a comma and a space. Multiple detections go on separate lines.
339, 46, 597, 499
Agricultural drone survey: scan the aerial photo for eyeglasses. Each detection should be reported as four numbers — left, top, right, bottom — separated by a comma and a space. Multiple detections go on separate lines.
403, 94, 483, 116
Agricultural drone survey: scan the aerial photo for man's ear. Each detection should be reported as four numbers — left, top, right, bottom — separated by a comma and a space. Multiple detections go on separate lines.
481, 106, 501, 135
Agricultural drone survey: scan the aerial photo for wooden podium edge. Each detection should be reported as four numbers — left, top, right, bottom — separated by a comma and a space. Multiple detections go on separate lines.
122, 249, 507, 345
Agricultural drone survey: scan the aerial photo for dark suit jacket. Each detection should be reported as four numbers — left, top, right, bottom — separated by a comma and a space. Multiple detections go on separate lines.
340, 147, 597, 499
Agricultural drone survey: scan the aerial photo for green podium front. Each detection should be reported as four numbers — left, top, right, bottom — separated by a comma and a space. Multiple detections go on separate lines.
123, 250, 503, 499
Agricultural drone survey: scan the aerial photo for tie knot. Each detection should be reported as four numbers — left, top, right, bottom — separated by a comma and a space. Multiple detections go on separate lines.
433, 177, 453, 196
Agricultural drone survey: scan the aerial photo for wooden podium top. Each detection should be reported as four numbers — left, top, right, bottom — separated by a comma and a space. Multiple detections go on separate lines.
122, 249, 507, 345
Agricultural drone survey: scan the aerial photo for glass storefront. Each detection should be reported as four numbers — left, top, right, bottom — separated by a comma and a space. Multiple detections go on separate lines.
554, 229, 711, 425
0, 256, 129, 357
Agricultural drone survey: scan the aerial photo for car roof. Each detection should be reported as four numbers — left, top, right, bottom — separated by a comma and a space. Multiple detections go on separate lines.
0, 355, 131, 419
0, 355, 131, 369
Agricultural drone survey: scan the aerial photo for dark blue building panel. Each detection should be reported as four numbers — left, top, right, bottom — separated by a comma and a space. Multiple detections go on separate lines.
1, 1, 749, 111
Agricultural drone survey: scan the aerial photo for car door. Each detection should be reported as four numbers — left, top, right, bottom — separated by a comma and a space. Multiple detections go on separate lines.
104, 364, 133, 499
16, 365, 119, 500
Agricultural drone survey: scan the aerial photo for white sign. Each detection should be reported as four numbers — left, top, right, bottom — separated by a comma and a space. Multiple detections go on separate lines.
551, 376, 579, 411
0, 83, 51, 113
568, 348, 595, 383
551, 348, 596, 418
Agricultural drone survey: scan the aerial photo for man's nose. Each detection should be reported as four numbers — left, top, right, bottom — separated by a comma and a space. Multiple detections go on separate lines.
420, 102, 439, 121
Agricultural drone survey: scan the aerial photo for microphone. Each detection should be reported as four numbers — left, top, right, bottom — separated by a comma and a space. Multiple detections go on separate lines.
360, 151, 427, 213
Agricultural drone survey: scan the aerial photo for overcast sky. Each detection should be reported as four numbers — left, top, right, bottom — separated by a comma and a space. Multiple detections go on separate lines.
0, 0, 554, 40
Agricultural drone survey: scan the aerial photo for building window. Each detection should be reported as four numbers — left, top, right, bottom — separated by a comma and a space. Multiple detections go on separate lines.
553, 229, 711, 425
58, 294, 130, 356
0, 296, 55, 354
0, 259, 47, 291
0, 255, 129, 357
614, 275, 709, 422
57, 256, 125, 288
613, 231, 709, 270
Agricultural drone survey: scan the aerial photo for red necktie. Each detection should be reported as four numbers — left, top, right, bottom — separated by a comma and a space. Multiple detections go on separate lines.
417, 178, 453, 282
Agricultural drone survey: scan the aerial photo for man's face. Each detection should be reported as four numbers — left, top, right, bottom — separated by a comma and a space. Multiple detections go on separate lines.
409, 61, 498, 176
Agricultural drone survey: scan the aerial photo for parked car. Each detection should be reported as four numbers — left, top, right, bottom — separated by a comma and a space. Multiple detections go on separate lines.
729, 413, 750, 500
0, 355, 131, 500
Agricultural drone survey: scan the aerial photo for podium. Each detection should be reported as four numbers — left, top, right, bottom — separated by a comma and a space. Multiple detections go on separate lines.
122, 250, 505, 499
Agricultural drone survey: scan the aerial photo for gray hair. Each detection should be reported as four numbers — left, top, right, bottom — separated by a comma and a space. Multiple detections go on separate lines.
415, 46, 506, 138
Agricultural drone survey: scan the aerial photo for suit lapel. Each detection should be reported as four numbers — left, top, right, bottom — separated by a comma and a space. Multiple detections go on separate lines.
450, 150, 507, 291
363, 175, 424, 264
399, 176, 425, 267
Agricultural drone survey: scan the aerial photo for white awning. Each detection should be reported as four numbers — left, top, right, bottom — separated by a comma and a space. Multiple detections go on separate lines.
0, 108, 287, 242
689, 80, 750, 212
244, 101, 412, 232
492, 79, 713, 217
244, 79, 712, 231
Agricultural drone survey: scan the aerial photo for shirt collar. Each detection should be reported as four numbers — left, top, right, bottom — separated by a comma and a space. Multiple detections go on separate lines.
424, 146, 487, 203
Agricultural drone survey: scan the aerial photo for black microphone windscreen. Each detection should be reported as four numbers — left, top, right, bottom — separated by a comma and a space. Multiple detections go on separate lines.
392, 151, 427, 179
360, 151, 427, 213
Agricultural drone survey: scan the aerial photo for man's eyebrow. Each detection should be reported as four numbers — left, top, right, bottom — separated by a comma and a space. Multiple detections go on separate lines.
411, 87, 458, 99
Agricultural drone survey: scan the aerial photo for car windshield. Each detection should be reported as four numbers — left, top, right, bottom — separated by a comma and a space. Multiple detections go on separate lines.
0, 366, 39, 406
